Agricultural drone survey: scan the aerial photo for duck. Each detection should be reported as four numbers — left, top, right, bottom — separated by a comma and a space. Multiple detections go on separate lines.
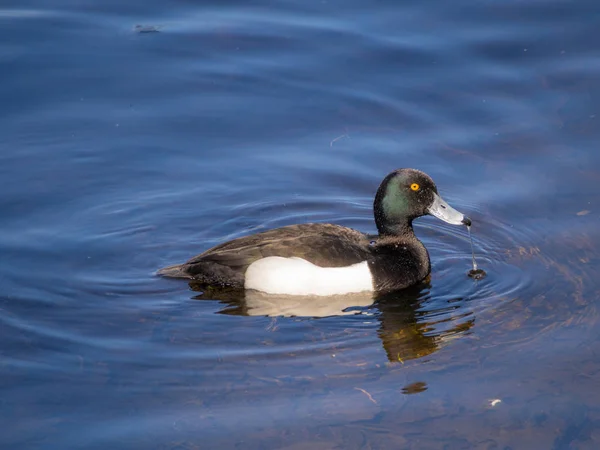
157, 168, 471, 296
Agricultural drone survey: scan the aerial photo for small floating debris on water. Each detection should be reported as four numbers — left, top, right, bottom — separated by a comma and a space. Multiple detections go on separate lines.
466, 223, 487, 280
134, 24, 161, 33
401, 381, 428, 395
489, 398, 502, 407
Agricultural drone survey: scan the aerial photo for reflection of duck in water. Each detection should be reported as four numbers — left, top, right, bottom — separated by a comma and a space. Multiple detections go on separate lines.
159, 169, 471, 295
235, 290, 375, 317
190, 283, 474, 363
375, 288, 475, 362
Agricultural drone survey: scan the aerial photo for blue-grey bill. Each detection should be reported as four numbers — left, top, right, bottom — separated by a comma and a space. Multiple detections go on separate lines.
428, 192, 467, 225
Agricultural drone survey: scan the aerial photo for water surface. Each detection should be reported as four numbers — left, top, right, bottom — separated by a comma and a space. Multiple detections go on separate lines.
2, 0, 600, 448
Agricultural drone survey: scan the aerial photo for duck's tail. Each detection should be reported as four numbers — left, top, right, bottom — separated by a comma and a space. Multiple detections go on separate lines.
156, 263, 193, 279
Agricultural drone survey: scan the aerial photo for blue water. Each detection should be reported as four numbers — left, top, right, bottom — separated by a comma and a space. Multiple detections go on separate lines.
2, 0, 600, 448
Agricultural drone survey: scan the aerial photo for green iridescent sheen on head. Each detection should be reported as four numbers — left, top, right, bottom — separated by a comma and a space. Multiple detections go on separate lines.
381, 175, 410, 219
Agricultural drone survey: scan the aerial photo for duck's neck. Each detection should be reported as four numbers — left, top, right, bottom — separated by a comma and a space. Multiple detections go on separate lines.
376, 220, 414, 237
369, 222, 431, 292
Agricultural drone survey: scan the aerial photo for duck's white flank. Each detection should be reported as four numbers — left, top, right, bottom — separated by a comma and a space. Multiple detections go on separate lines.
244, 257, 374, 296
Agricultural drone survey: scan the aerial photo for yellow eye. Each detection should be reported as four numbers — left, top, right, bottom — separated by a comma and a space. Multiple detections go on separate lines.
410, 183, 420, 191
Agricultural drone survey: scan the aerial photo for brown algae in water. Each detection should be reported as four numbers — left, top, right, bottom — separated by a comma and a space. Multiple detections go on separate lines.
467, 224, 487, 279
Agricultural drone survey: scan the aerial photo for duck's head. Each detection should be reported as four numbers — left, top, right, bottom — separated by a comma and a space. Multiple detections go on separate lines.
374, 168, 471, 235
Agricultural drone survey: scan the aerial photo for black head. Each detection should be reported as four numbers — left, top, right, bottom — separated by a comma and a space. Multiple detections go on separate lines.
374, 168, 469, 235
